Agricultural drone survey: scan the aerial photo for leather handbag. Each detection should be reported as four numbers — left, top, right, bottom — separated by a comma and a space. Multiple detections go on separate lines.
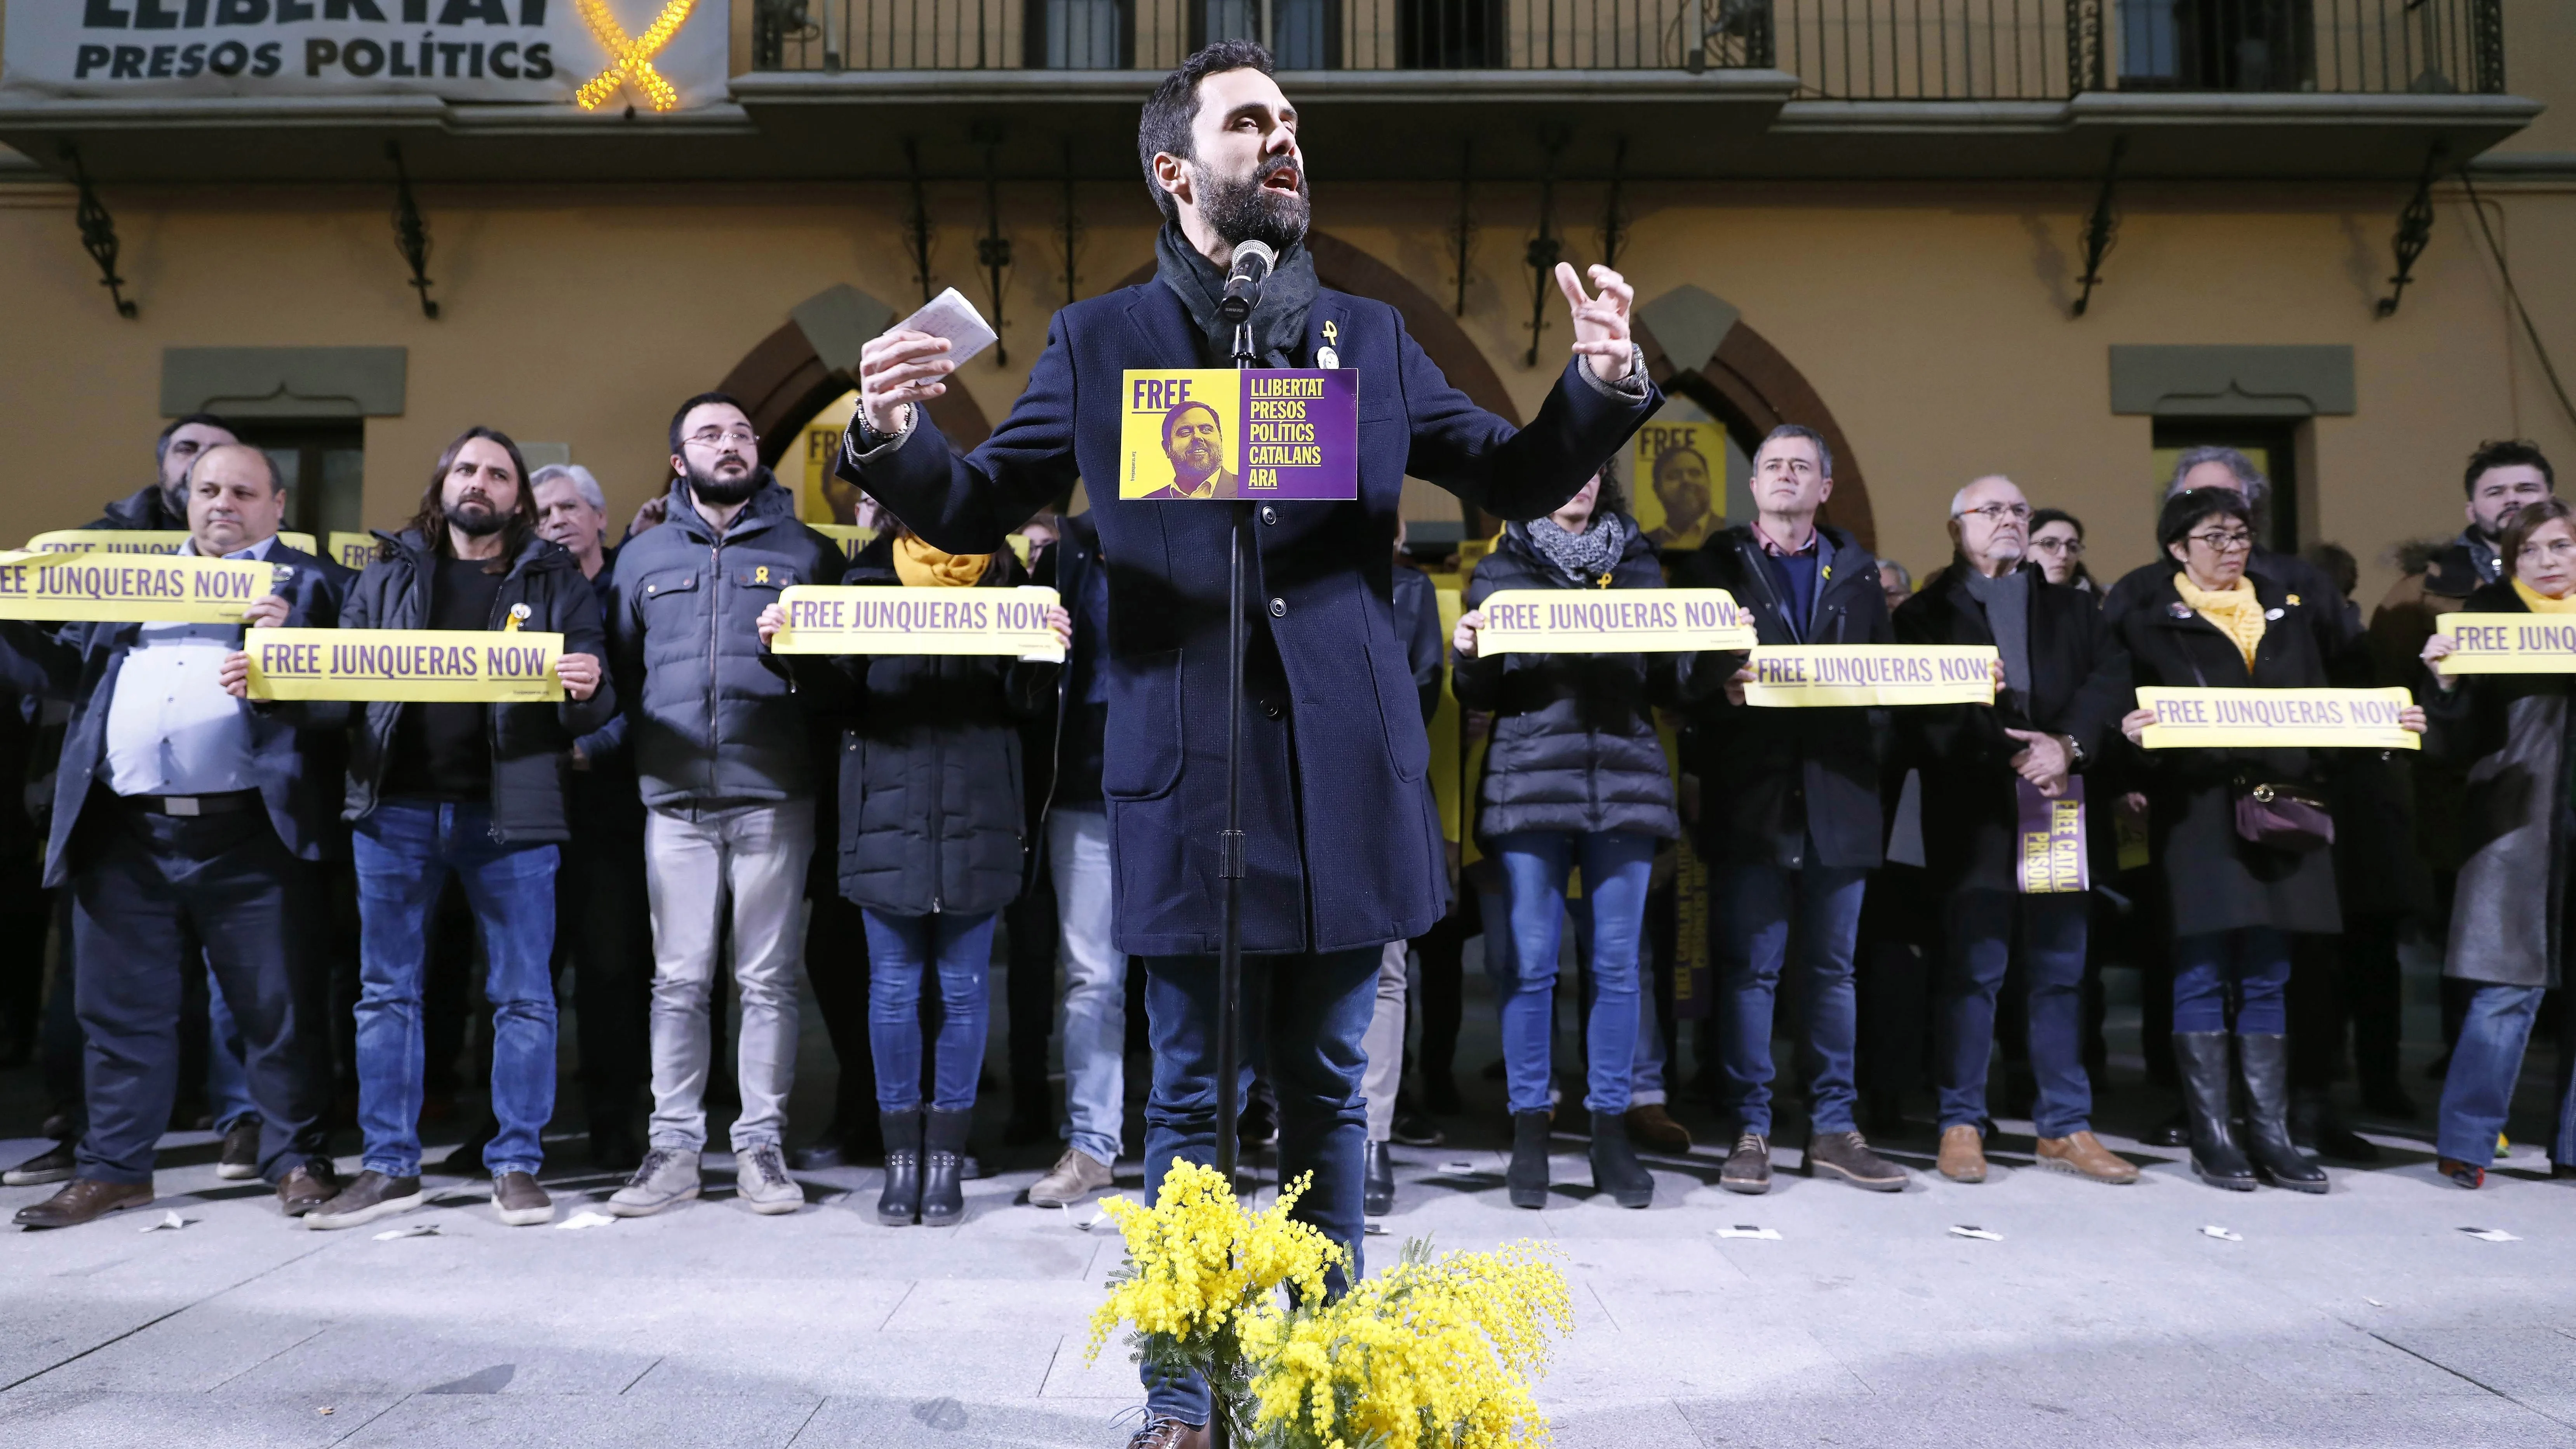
2233, 780, 2334, 852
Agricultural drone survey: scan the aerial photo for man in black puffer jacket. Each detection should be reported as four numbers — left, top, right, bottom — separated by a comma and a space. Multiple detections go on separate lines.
603, 393, 848, 1221
305, 427, 612, 1233
1670, 424, 1904, 1197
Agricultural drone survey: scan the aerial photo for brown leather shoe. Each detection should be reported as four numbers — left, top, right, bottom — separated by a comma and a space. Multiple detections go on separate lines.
2037, 1131, 2141, 1185
1123, 1414, 1209, 1449
1624, 1102, 1692, 1153
276, 1162, 341, 1217
1937, 1124, 1988, 1183
14, 1177, 152, 1229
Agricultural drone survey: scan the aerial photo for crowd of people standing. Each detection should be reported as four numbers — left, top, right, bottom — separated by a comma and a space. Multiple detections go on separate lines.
3, 404, 2567, 1240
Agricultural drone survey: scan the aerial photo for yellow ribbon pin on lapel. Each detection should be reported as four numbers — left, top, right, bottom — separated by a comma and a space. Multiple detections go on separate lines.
574, 0, 698, 113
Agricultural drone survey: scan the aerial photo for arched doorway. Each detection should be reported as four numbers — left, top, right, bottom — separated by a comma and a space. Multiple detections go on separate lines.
1634, 314, 1876, 554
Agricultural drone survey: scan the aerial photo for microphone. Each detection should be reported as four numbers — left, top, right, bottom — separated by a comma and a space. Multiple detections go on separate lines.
1218, 239, 1275, 325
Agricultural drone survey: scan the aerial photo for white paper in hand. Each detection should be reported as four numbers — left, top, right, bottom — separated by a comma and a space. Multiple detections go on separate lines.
896, 288, 999, 369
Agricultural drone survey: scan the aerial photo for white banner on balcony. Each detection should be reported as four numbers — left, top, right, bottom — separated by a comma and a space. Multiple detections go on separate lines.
0, 0, 728, 112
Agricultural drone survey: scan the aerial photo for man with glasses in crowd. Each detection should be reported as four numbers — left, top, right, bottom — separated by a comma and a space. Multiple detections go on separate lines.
1895, 475, 2135, 1185
604, 394, 846, 1218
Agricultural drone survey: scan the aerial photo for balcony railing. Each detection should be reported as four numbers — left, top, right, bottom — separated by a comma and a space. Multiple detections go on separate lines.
749, 0, 2506, 100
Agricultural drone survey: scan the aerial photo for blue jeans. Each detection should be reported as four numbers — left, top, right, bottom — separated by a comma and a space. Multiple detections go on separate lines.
352, 801, 560, 1178
2437, 984, 2576, 1169
862, 909, 996, 1114
2172, 927, 2291, 1035
1491, 831, 1655, 1115
1941, 889, 2092, 1139
1717, 858, 1869, 1136
1050, 806, 1126, 1164
1139, 947, 1379, 1425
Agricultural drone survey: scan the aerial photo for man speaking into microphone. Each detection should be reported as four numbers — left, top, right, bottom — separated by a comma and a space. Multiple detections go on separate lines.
839, 40, 1654, 1449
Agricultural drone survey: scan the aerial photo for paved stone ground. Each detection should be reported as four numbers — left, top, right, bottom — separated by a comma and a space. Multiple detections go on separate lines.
3, 957, 2572, 1447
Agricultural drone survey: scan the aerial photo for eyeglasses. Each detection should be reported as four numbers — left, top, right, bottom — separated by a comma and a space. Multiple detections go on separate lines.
1953, 503, 2031, 524
2030, 536, 2086, 556
2186, 531, 2254, 553
684, 427, 758, 450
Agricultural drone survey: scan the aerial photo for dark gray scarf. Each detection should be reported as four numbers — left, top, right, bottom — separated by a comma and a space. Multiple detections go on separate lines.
1154, 223, 1319, 368
1524, 512, 1628, 586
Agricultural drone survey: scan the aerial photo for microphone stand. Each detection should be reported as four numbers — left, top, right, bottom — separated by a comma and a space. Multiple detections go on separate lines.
1210, 313, 1257, 1449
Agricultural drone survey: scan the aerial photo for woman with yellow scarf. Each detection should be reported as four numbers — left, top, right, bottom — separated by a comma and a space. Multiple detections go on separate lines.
2419, 495, 2576, 1190
763, 522, 1070, 1226
2116, 488, 2423, 1195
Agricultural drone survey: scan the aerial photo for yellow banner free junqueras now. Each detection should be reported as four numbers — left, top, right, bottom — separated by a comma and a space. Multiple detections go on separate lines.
1476, 588, 1758, 654
244, 629, 567, 703
27, 529, 321, 557
2136, 686, 2419, 750
1742, 645, 1999, 707
2431, 617, 2576, 675
768, 585, 1064, 662
0, 549, 275, 624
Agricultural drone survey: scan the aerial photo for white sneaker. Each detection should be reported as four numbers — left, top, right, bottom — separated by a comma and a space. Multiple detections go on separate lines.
735, 1144, 802, 1216
606, 1147, 700, 1217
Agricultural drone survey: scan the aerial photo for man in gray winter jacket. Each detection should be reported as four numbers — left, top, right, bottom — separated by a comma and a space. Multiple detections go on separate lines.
602, 392, 847, 1218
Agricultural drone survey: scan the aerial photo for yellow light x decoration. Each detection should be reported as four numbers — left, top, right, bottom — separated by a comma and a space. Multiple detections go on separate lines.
574, 0, 698, 113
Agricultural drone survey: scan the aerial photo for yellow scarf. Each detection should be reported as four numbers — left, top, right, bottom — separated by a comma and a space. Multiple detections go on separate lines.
2513, 577, 2576, 614
893, 533, 990, 589
2173, 571, 2265, 669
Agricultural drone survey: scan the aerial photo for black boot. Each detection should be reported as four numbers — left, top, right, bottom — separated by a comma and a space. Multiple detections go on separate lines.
876, 1108, 922, 1226
2240, 1035, 2329, 1193
1363, 1140, 1395, 1217
1506, 1110, 1551, 1209
1588, 1111, 1654, 1209
921, 1108, 971, 1225
2173, 1033, 2255, 1192
2142, 1108, 2193, 1149
2290, 1089, 2380, 1162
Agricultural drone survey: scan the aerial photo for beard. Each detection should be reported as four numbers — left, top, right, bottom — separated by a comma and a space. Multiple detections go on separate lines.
687, 457, 761, 508
444, 496, 506, 538
1193, 153, 1310, 254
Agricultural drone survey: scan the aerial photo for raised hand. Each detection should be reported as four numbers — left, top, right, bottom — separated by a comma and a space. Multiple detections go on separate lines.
858, 329, 954, 438
1556, 263, 1635, 384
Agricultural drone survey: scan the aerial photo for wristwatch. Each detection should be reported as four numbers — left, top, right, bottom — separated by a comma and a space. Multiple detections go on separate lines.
2062, 734, 2087, 770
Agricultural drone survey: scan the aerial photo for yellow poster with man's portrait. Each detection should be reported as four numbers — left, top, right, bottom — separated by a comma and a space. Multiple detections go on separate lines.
1630, 420, 1725, 552
1119, 371, 1244, 501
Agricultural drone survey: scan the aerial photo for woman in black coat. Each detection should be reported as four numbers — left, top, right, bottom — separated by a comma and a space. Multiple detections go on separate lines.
2117, 489, 2423, 1194
765, 527, 1065, 1226
2419, 496, 2576, 1188
1452, 471, 1677, 1211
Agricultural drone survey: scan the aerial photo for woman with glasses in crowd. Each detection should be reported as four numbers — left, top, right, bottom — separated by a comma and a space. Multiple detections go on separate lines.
2419, 496, 2576, 1189
1450, 467, 1676, 1211
2029, 508, 2096, 595
2118, 488, 2423, 1193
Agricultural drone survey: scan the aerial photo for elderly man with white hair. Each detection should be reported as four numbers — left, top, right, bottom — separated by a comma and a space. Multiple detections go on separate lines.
530, 461, 653, 1170
1893, 473, 2137, 1185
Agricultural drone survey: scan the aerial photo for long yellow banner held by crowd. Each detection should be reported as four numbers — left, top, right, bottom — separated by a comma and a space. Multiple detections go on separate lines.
768, 586, 1065, 661
2430, 617, 2576, 675
1742, 645, 1999, 707
2137, 686, 2419, 750
1476, 588, 1758, 653
0, 549, 273, 623
28, 529, 321, 556
243, 629, 567, 703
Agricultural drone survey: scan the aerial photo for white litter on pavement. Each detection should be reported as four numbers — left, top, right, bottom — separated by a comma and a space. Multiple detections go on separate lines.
2200, 1225, 2243, 1242
1438, 1161, 1476, 1175
139, 1211, 192, 1233
373, 1223, 440, 1240
2460, 1227, 2520, 1242
1948, 1225, 2002, 1241
554, 1210, 618, 1231
1716, 1225, 1781, 1240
